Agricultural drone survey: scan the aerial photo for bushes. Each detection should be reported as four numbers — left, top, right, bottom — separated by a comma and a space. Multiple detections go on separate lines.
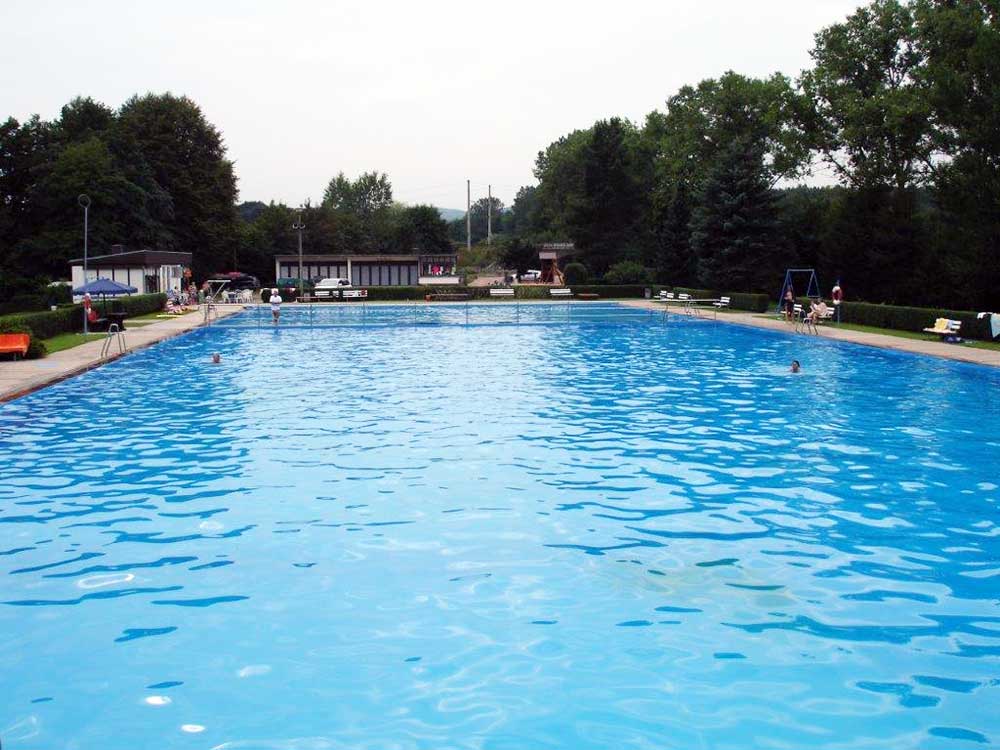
0, 319, 47, 359
0, 306, 84, 340
563, 262, 589, 285
668, 286, 770, 312
0, 285, 73, 315
603, 260, 653, 285
840, 301, 991, 340
116, 293, 167, 317
0, 293, 167, 348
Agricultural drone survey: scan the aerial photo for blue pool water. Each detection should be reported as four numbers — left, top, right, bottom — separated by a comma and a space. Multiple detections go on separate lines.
1, 303, 998, 749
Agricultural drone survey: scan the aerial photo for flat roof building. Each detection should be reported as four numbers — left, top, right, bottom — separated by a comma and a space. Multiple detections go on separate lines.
274, 253, 460, 286
69, 247, 191, 295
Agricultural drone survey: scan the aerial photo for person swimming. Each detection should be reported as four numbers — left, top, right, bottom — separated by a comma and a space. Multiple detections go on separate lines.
790, 360, 801, 373
211, 352, 221, 364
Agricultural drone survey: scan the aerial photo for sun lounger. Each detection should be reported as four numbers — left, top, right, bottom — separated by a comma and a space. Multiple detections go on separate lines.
923, 318, 962, 341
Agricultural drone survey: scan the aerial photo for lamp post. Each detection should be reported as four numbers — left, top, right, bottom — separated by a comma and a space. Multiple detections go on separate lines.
78, 194, 91, 334
292, 213, 305, 299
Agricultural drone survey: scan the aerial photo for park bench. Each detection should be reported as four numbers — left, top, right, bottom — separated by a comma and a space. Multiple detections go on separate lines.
0, 333, 31, 360
489, 288, 515, 298
577, 293, 599, 300
549, 288, 573, 298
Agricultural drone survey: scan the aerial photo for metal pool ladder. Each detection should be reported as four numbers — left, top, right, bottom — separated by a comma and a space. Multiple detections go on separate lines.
100, 323, 127, 358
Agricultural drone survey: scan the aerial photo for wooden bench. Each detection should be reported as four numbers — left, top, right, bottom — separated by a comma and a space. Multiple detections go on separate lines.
577, 293, 599, 300
489, 288, 515, 297
549, 288, 573, 298
0, 333, 31, 360
430, 293, 470, 301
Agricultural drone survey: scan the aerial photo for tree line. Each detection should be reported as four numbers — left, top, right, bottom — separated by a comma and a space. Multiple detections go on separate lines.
0, 94, 239, 289
2, 0, 996, 309
0, 96, 451, 291
494, 0, 999, 309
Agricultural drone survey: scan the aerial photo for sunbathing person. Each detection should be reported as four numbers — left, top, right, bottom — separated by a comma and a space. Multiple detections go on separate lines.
808, 299, 830, 324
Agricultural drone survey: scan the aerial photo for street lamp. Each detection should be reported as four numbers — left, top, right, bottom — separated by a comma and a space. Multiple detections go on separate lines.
78, 194, 91, 334
292, 213, 305, 298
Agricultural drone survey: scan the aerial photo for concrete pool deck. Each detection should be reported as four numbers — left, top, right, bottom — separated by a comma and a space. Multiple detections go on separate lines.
2, 299, 997, 402
620, 299, 1000, 368
0, 305, 245, 402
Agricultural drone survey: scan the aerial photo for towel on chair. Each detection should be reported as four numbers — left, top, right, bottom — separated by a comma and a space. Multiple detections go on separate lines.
977, 312, 1000, 339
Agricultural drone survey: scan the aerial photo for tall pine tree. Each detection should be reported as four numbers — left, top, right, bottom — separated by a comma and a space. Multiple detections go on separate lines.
690, 138, 778, 292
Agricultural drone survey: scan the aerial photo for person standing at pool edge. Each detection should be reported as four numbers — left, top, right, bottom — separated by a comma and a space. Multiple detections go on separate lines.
269, 288, 282, 323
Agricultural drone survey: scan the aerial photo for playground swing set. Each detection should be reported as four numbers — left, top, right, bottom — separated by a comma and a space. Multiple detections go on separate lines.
777, 268, 843, 324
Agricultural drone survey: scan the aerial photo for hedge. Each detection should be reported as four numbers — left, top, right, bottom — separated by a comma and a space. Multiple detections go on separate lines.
0, 318, 47, 359
0, 293, 167, 344
665, 286, 770, 313
840, 301, 992, 341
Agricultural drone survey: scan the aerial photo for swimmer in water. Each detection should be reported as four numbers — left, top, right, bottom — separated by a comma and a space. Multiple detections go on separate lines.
790, 359, 801, 373
211, 352, 221, 364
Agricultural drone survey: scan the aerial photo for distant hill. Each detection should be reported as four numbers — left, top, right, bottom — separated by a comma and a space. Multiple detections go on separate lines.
436, 208, 465, 222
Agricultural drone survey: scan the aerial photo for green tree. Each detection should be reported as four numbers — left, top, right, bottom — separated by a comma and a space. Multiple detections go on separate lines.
389, 204, 451, 253
690, 138, 778, 292
115, 93, 239, 276
604, 260, 652, 285
800, 0, 936, 191
321, 170, 394, 252
568, 117, 643, 274
914, 0, 1000, 309
532, 128, 591, 239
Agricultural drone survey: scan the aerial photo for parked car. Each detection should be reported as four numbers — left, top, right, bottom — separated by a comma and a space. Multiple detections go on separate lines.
276, 277, 315, 294
520, 270, 542, 282
211, 272, 260, 291
313, 277, 353, 298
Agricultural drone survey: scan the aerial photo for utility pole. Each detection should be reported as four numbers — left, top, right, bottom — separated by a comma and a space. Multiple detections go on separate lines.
487, 184, 492, 246
78, 194, 91, 335
293, 212, 305, 299
466, 180, 471, 252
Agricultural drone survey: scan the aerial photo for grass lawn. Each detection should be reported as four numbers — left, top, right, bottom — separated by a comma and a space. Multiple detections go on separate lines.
831, 321, 1000, 351
752, 312, 1000, 352
42, 333, 105, 353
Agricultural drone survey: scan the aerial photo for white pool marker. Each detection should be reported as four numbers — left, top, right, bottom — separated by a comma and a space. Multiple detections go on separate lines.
77, 573, 135, 589
145, 695, 172, 706
237, 664, 271, 678
181, 724, 206, 733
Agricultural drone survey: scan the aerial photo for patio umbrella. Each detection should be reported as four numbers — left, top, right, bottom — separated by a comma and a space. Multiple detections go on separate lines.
72, 278, 138, 296
72, 278, 137, 316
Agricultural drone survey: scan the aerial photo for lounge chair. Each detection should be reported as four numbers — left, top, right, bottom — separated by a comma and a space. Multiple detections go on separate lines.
713, 296, 730, 311
923, 318, 962, 341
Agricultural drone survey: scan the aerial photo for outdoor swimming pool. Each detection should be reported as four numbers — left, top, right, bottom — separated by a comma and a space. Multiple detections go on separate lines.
1, 303, 998, 749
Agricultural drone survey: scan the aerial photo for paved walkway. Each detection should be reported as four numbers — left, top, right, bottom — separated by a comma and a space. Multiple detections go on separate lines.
0, 305, 245, 402
620, 300, 1000, 368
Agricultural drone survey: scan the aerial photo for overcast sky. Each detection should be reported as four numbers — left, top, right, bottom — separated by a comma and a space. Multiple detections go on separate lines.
2, 0, 862, 210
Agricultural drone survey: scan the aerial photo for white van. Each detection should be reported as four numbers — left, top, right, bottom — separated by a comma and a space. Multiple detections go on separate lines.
313, 277, 352, 298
